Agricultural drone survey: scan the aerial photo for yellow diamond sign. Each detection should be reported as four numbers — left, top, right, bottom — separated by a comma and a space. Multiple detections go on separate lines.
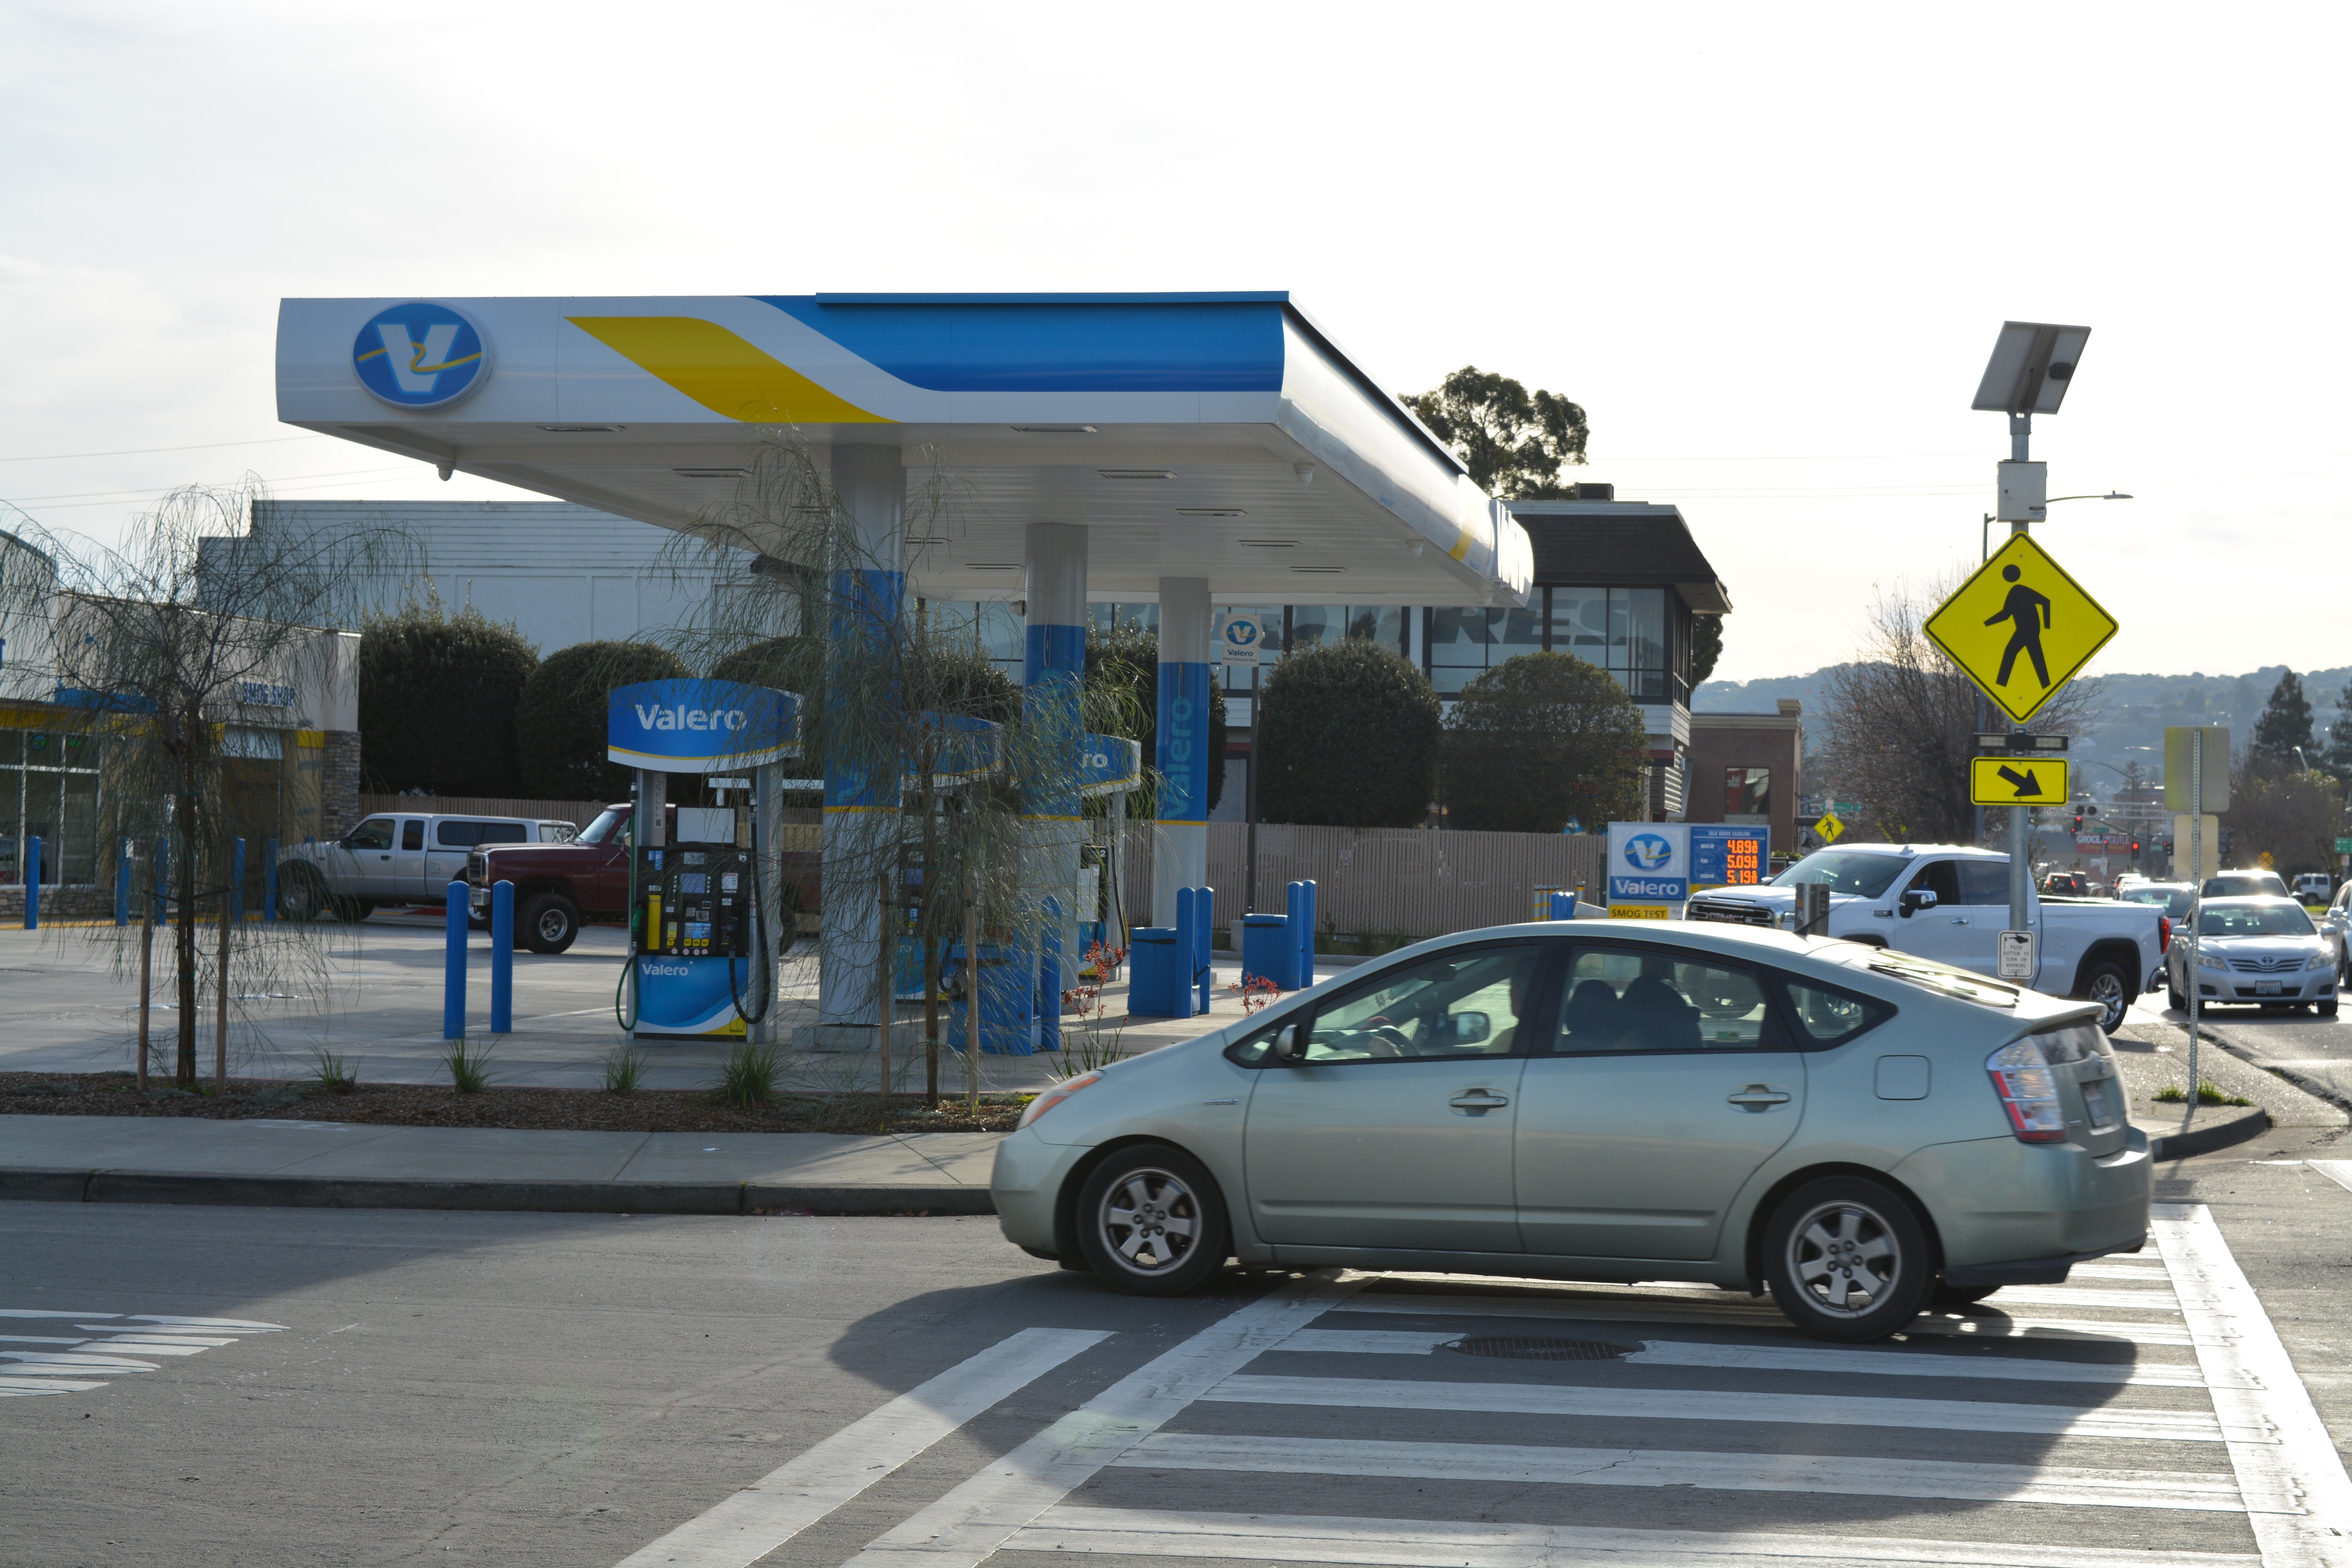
1815, 812, 1845, 844
1925, 533, 2118, 724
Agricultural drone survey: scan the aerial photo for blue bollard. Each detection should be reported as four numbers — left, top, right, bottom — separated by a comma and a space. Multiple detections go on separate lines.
23, 837, 40, 929
115, 840, 132, 927
443, 880, 468, 1040
490, 880, 514, 1034
1172, 890, 1200, 1019
1178, 885, 1214, 1016
264, 838, 278, 922
1291, 880, 1316, 987
153, 836, 170, 925
231, 838, 245, 926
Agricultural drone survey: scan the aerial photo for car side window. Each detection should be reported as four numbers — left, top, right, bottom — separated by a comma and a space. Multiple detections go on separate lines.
476, 823, 528, 844
1297, 944, 1546, 1063
1905, 861, 1962, 904
347, 817, 395, 851
435, 820, 485, 848
401, 820, 425, 851
1550, 946, 1789, 1054
1958, 861, 2011, 905
1774, 974, 1893, 1048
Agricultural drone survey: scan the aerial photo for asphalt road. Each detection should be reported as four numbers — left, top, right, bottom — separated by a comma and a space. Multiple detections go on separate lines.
7, 1130, 2352, 1568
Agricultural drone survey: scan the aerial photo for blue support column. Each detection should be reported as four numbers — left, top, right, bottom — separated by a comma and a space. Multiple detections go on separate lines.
490, 880, 514, 1034
231, 839, 245, 926
115, 840, 132, 926
443, 881, 468, 1040
1153, 577, 1212, 927
1022, 522, 1088, 1052
24, 837, 41, 929
153, 836, 169, 925
263, 838, 278, 922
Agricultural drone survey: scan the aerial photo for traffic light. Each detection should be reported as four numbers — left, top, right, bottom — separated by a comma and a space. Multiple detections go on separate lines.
2073, 809, 2084, 832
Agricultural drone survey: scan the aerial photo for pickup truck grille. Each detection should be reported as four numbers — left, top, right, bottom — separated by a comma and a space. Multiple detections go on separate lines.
1686, 896, 1775, 927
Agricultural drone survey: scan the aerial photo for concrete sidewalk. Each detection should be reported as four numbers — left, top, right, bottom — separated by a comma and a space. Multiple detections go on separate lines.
0, 1113, 1002, 1216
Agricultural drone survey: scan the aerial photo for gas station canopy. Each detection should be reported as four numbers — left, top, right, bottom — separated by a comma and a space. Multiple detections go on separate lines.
276, 292, 1530, 606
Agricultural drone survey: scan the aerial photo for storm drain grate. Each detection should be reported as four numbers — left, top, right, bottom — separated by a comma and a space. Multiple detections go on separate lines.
1444, 1336, 1632, 1361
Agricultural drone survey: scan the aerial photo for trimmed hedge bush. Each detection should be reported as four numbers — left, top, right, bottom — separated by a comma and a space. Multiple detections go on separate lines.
358, 603, 538, 795
1256, 640, 1439, 828
515, 640, 691, 800
1443, 652, 1646, 832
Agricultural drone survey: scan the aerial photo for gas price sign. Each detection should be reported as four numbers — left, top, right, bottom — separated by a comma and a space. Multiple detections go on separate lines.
1691, 824, 1766, 888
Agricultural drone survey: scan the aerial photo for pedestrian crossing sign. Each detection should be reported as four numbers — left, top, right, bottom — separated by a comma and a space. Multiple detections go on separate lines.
1815, 813, 1845, 844
1924, 533, 2118, 724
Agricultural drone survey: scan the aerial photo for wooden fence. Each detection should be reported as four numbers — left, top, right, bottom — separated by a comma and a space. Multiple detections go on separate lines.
1118, 822, 1608, 938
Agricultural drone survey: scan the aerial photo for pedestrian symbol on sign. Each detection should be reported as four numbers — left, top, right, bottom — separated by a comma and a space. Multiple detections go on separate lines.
1984, 564, 2053, 690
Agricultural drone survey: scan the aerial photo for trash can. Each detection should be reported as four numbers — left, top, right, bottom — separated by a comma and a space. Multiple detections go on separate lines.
1128, 927, 1181, 1017
1241, 911, 1294, 990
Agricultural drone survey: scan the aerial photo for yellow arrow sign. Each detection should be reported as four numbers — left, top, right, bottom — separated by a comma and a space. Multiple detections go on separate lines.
1969, 755, 2070, 806
1924, 533, 2118, 724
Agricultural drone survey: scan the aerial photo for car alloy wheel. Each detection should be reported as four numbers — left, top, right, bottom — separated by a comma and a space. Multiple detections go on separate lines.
1789, 1199, 1902, 1316
1763, 1175, 1931, 1342
1073, 1143, 1228, 1297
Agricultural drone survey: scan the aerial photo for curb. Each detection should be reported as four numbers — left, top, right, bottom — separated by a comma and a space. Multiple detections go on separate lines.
0, 1168, 996, 1218
2198, 1022, 2352, 1116
2144, 1103, 2270, 1161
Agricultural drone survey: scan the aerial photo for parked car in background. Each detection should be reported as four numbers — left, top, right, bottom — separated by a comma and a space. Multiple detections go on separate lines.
993, 919, 2151, 1343
2167, 896, 2338, 1016
2203, 869, 2290, 900
2290, 872, 2334, 904
2040, 870, 2094, 897
1686, 844, 2167, 1032
2119, 882, 2196, 989
280, 811, 577, 921
2323, 881, 2352, 983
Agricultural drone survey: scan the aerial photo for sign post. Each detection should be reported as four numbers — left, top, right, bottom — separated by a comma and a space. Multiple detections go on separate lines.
2165, 726, 2230, 1103
1221, 612, 1263, 914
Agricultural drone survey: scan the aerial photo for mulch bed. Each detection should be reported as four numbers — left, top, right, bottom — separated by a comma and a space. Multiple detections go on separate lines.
0, 1071, 1028, 1134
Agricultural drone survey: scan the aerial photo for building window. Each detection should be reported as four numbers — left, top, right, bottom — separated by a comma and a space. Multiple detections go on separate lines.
1549, 586, 1673, 702
0, 728, 103, 887
1426, 605, 1543, 696
1288, 605, 1408, 658
1725, 766, 1771, 819
920, 601, 1027, 682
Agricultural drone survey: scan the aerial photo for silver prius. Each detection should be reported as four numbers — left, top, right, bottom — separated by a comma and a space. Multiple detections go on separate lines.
992, 921, 2152, 1343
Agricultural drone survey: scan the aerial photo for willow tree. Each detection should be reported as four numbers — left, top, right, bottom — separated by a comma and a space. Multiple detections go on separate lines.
657, 437, 1145, 1106
0, 481, 416, 1088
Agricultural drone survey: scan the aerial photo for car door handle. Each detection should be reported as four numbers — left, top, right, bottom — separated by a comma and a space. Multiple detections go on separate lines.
1448, 1091, 1511, 1114
1727, 1087, 1791, 1109
1947, 916, 1969, 924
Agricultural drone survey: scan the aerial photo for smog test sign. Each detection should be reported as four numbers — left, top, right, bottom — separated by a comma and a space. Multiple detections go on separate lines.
1924, 534, 2117, 725
1608, 822, 1689, 918
608, 680, 799, 772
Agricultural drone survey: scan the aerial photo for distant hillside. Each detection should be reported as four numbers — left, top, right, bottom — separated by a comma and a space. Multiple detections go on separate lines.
1698, 665, 2352, 798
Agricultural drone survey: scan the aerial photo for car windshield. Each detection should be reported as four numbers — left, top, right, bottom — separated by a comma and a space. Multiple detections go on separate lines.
2198, 903, 2317, 938
578, 808, 628, 846
2205, 874, 2287, 897
1771, 850, 1910, 898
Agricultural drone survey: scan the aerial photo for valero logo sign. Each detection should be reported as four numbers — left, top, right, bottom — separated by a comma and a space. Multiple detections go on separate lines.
352, 302, 490, 409
1607, 822, 1691, 909
1624, 833, 1674, 871
606, 679, 799, 772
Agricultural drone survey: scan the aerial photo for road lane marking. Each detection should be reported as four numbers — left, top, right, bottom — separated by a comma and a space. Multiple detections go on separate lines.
1961, 1285, 2185, 1311
1010, 1505, 2262, 1566
0, 1307, 282, 1397
0, 1376, 109, 1396
2309, 1161, 2352, 1196
1111, 1437, 2249, 1509
1276, 1330, 2221, 1386
611, 1326, 1110, 1568
1334, 1292, 2200, 1344
841, 1272, 1368, 1568
1205, 1373, 2250, 1443
2154, 1201, 2352, 1568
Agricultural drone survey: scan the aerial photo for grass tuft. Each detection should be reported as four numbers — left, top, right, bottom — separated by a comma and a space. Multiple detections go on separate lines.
308, 1047, 359, 1095
2154, 1080, 2254, 1107
601, 1045, 649, 1096
441, 1036, 497, 1095
714, 1041, 782, 1109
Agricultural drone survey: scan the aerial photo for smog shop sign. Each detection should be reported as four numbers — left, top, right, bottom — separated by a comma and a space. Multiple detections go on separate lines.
608, 680, 799, 773
1608, 822, 1690, 914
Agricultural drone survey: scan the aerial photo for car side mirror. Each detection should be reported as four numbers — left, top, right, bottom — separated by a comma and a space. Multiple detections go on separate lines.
1451, 1011, 1492, 1044
1899, 889, 1936, 916
1270, 1023, 1304, 1065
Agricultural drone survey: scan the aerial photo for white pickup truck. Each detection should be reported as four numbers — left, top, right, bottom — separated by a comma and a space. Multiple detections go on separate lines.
1684, 842, 2169, 1032
278, 810, 577, 921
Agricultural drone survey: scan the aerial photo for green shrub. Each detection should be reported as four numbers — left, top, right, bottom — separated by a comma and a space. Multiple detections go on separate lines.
1443, 652, 1646, 833
358, 599, 538, 795
1256, 640, 1439, 828
514, 640, 691, 800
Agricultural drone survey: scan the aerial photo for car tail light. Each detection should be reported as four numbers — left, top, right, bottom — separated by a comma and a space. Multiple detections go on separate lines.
1986, 1038, 2068, 1142
1017, 1071, 1101, 1129
2158, 916, 2171, 950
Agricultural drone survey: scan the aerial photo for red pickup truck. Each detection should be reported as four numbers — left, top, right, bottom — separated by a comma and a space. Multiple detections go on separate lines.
466, 802, 822, 954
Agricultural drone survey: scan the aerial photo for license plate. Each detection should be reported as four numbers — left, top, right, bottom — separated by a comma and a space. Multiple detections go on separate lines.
2082, 1078, 2117, 1131
2255, 980, 2283, 995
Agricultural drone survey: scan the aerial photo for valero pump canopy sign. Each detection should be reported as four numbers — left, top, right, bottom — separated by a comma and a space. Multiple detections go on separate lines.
608, 680, 799, 773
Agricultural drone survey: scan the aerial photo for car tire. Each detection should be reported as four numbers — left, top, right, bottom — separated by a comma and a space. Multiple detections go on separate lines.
334, 896, 373, 922
2321, 998, 2340, 1018
1073, 1143, 1229, 1298
277, 866, 329, 922
1932, 1282, 1999, 1308
2076, 960, 2131, 1033
1763, 1175, 1933, 1343
2167, 974, 2187, 1012
518, 893, 581, 955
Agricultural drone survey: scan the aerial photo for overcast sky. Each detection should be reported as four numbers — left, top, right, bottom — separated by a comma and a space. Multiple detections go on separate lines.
3, 1, 2342, 684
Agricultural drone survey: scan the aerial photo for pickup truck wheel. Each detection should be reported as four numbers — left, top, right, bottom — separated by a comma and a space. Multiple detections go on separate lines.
278, 866, 329, 922
334, 896, 373, 922
1764, 1176, 1932, 1343
519, 892, 580, 955
2077, 960, 2131, 1033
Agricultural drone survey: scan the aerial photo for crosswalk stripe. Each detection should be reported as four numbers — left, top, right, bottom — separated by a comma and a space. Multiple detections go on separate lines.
1903, 1314, 2201, 1347
1116, 1432, 2245, 1510
1955, 1286, 2182, 1312
609, 1326, 1111, 1568
1334, 1293, 2195, 1343
1275, 1330, 2218, 1387
0, 1376, 110, 1396
1010, 1504, 2262, 1567
0, 1352, 160, 1372
1205, 1374, 2248, 1443
840, 1274, 1368, 1568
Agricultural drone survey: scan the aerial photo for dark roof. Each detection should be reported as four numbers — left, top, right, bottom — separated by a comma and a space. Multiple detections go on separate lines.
1504, 501, 1731, 614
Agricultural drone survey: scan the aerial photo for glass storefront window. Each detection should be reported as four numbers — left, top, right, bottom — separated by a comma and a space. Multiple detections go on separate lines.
2, 728, 103, 886
1345, 606, 1405, 648
1287, 604, 1347, 652
1725, 767, 1771, 818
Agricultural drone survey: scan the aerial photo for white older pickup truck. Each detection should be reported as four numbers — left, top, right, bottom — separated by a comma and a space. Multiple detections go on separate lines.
1684, 842, 2169, 1032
